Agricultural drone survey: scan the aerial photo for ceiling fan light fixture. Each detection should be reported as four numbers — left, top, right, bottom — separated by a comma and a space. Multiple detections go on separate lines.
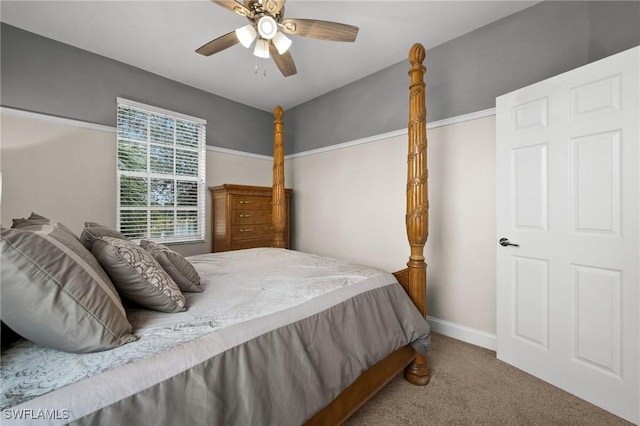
272, 31, 292, 54
235, 24, 257, 48
253, 38, 270, 59
257, 15, 278, 40
201, 0, 359, 77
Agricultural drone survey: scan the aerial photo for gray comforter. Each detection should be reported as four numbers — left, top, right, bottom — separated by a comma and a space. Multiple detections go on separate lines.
1, 248, 430, 425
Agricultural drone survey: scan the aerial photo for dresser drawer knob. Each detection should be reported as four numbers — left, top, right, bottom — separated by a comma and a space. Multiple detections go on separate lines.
239, 200, 252, 204
239, 214, 253, 218
239, 229, 253, 233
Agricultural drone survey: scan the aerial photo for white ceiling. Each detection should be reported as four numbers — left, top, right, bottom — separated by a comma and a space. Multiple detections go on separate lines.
1, 0, 539, 112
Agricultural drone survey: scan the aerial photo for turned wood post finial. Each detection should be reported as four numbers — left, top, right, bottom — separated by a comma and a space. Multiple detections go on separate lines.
272, 105, 286, 248
409, 43, 426, 66
274, 105, 284, 121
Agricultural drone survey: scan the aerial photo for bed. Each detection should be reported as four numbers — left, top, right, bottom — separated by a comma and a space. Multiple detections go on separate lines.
0, 43, 430, 425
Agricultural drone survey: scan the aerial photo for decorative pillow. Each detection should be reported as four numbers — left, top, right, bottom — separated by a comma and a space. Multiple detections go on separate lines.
80, 222, 129, 251
140, 239, 203, 293
92, 237, 186, 313
0, 226, 136, 353
12, 212, 79, 241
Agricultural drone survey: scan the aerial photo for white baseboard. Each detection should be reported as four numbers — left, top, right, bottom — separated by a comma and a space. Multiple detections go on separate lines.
427, 316, 497, 351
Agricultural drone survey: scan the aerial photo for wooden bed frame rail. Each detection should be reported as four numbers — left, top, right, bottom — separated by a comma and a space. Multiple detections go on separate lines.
272, 43, 430, 424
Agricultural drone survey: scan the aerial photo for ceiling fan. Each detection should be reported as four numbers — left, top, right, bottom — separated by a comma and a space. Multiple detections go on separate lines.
196, 0, 359, 77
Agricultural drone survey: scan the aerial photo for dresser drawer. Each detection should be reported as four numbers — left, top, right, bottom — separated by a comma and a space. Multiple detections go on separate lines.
231, 223, 274, 240
231, 210, 272, 225
230, 239, 273, 250
231, 196, 272, 210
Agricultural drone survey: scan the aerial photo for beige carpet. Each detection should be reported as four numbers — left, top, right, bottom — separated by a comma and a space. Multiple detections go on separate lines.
345, 333, 633, 426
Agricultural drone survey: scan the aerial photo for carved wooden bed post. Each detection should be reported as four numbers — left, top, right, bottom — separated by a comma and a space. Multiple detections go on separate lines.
403, 43, 431, 386
302, 44, 431, 425
272, 105, 286, 248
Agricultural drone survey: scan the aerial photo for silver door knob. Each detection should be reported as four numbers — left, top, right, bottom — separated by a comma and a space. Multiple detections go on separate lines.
499, 238, 520, 247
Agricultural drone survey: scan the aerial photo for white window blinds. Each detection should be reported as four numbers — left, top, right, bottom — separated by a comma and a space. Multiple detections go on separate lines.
116, 98, 206, 244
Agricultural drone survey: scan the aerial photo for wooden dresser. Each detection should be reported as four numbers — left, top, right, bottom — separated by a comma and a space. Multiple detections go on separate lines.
210, 184, 292, 252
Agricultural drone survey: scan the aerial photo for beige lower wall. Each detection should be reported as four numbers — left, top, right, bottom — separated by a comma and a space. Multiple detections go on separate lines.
290, 115, 497, 334
0, 111, 274, 257
426, 116, 497, 333
0, 109, 498, 334
290, 135, 407, 271
1, 113, 118, 234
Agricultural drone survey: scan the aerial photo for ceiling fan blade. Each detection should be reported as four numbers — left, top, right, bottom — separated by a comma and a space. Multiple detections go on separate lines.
196, 31, 240, 56
211, 0, 252, 17
269, 43, 297, 77
280, 18, 358, 42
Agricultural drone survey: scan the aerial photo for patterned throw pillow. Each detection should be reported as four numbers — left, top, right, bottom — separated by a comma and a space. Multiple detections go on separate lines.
92, 237, 186, 313
140, 239, 203, 293
80, 222, 129, 251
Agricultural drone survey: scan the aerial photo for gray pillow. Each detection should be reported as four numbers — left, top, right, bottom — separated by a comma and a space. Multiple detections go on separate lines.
0, 226, 136, 353
12, 212, 49, 227
80, 222, 129, 251
12, 212, 79, 241
92, 237, 186, 313
140, 239, 203, 293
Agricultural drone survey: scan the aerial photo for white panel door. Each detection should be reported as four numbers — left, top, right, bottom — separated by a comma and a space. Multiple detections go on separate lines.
496, 47, 639, 424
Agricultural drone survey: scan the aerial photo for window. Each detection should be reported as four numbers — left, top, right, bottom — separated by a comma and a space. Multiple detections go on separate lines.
116, 98, 206, 244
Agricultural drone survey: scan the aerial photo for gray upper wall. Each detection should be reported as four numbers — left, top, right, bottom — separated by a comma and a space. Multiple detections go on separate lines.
286, 1, 640, 154
2, 2, 639, 156
0, 23, 274, 156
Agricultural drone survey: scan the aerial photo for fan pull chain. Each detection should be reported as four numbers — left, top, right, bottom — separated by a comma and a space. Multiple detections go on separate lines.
253, 57, 267, 77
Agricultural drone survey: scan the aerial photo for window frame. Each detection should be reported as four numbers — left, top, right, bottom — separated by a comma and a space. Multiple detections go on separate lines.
116, 97, 206, 244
